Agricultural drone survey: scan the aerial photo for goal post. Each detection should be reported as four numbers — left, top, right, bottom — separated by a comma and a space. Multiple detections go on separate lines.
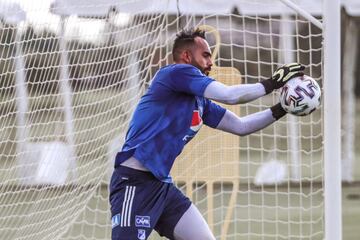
0, 0, 343, 239
323, 0, 342, 239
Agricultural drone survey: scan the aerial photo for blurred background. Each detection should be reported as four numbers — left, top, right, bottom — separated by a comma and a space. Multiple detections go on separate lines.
0, 0, 358, 239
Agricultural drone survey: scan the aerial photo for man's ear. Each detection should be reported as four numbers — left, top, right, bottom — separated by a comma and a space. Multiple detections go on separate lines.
181, 50, 192, 64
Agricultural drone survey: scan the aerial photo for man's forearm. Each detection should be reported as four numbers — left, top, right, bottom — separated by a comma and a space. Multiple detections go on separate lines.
203, 81, 266, 104
216, 107, 285, 136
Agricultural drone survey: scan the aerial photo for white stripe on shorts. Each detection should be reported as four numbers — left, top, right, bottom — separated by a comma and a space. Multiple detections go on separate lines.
120, 186, 136, 227
127, 187, 136, 227
120, 186, 129, 227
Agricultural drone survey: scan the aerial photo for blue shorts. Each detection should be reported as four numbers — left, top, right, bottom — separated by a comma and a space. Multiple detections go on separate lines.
109, 166, 191, 240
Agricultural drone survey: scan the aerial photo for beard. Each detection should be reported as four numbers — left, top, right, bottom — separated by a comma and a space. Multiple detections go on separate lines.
190, 59, 211, 76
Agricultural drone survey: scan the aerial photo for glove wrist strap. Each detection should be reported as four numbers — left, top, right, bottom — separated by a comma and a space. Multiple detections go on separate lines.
260, 79, 274, 94
270, 103, 287, 120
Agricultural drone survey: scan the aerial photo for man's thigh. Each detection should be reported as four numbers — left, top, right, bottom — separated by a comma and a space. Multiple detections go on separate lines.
110, 168, 168, 240
173, 204, 215, 240
154, 184, 192, 239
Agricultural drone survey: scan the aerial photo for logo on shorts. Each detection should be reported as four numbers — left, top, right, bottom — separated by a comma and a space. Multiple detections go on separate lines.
137, 229, 146, 240
135, 215, 151, 228
111, 214, 121, 229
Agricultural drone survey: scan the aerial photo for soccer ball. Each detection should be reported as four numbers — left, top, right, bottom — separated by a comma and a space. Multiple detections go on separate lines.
280, 75, 321, 116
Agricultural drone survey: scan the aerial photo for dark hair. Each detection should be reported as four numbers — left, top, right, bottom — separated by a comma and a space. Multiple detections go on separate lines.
172, 28, 206, 61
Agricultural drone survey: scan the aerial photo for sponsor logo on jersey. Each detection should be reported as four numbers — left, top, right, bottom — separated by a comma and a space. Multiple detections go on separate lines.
190, 110, 203, 132
111, 214, 121, 229
183, 98, 204, 143
137, 229, 146, 240
135, 215, 151, 228
183, 109, 203, 143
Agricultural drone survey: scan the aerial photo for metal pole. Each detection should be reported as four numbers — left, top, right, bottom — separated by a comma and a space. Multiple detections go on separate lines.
59, 15, 77, 181
279, 13, 300, 181
323, 0, 342, 239
279, 0, 322, 29
342, 19, 357, 182
14, 24, 28, 154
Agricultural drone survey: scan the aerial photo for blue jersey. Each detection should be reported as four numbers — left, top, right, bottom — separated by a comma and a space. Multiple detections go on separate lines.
114, 64, 226, 182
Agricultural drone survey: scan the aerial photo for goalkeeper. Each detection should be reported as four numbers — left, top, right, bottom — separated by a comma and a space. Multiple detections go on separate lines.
109, 28, 304, 240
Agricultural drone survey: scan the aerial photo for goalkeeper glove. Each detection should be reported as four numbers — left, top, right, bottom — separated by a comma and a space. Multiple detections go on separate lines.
261, 63, 305, 94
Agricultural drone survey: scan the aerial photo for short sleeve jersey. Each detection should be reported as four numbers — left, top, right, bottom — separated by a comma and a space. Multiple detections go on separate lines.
115, 64, 226, 182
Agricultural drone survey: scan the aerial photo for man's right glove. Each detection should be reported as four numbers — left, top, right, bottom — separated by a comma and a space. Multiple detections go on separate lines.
261, 63, 305, 94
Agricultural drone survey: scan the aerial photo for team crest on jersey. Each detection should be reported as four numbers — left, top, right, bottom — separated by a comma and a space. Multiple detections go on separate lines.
137, 229, 146, 240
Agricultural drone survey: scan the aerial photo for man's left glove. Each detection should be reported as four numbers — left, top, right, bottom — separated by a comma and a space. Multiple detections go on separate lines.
261, 63, 305, 94
270, 103, 287, 120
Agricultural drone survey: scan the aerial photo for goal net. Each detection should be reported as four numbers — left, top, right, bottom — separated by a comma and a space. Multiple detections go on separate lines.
0, 0, 324, 239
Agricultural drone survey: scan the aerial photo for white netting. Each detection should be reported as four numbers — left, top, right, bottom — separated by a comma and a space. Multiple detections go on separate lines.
0, 0, 323, 239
